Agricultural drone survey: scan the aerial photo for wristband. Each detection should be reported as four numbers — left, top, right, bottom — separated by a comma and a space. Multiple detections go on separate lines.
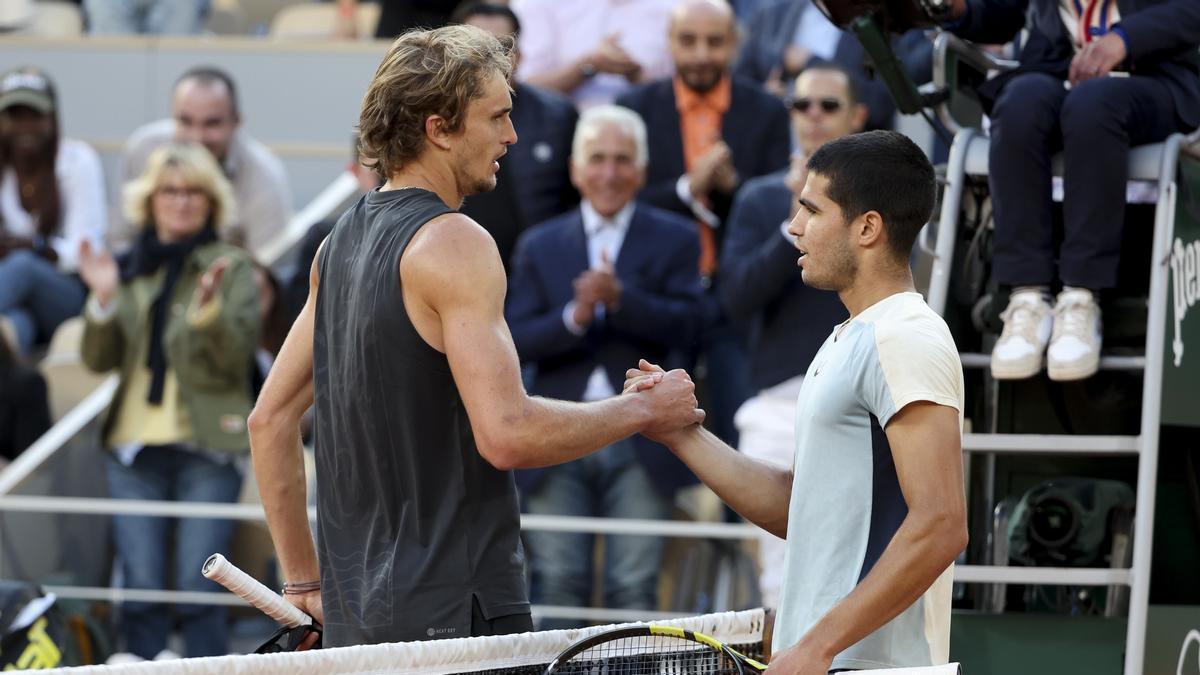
282, 580, 321, 595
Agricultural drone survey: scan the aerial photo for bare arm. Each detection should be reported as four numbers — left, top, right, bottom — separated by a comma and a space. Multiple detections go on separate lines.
663, 425, 793, 538
767, 402, 967, 674
247, 247, 323, 624
404, 216, 703, 470
625, 361, 793, 537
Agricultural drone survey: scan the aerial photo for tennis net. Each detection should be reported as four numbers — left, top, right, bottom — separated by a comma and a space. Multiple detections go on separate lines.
47, 609, 766, 674
42, 609, 961, 674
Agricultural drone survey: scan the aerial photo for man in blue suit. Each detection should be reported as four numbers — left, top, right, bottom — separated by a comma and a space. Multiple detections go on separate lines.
454, 2, 579, 269
938, 0, 1200, 382
505, 105, 704, 629
733, 0, 934, 132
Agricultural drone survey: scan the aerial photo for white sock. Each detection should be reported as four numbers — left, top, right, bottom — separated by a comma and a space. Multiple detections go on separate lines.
1013, 285, 1051, 300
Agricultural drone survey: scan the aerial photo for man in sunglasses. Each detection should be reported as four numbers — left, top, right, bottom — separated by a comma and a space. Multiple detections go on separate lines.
718, 64, 867, 610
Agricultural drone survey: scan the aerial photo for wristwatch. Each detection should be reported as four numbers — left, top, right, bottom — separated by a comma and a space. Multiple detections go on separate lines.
579, 60, 597, 79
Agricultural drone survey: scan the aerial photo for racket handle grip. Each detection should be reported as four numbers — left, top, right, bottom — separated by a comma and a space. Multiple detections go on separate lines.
202, 553, 313, 628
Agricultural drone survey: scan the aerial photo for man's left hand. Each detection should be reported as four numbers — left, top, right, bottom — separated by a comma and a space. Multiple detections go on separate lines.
763, 639, 834, 675
1069, 33, 1127, 86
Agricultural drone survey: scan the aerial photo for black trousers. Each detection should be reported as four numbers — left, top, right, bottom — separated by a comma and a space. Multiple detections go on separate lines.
988, 72, 1184, 290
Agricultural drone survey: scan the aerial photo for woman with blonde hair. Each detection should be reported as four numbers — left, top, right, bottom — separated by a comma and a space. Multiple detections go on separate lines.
78, 142, 258, 659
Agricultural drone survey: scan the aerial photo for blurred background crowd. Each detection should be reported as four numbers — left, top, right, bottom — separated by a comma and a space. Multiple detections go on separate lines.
1, 0, 1195, 666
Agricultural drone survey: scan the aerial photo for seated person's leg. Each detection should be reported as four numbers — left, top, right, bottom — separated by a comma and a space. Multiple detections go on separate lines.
0, 249, 85, 352
1049, 76, 1184, 381
987, 73, 1067, 380
523, 461, 596, 630
599, 439, 672, 612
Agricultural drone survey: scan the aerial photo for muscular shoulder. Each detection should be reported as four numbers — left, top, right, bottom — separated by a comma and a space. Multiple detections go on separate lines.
403, 212, 506, 300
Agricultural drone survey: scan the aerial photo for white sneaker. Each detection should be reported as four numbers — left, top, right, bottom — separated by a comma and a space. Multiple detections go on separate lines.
991, 290, 1053, 380
1048, 288, 1102, 381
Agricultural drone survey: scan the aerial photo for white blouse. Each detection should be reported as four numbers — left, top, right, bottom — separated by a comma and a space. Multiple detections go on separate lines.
1, 137, 108, 271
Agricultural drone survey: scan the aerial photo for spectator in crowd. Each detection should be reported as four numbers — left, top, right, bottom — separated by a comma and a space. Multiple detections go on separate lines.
936, 0, 1200, 381
617, 0, 790, 445
0, 328, 51, 466
84, 0, 207, 35
513, 0, 681, 109
78, 143, 259, 660
718, 64, 864, 608
118, 67, 292, 260
505, 105, 704, 628
0, 67, 107, 354
453, 1, 579, 268
734, 0, 934, 131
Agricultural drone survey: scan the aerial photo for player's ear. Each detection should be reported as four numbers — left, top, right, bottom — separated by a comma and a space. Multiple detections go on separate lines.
426, 114, 453, 151
856, 210, 886, 249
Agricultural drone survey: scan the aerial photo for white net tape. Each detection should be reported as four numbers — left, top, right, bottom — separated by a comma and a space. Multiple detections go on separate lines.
42, 608, 960, 675
47, 609, 766, 675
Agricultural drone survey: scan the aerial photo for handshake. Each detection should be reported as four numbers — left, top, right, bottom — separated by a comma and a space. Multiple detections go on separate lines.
620, 359, 706, 446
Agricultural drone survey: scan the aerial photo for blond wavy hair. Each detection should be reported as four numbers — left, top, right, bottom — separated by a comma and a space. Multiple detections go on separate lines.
123, 143, 237, 232
358, 24, 514, 179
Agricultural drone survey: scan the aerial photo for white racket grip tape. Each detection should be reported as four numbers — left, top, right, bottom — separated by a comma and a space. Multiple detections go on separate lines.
202, 553, 313, 628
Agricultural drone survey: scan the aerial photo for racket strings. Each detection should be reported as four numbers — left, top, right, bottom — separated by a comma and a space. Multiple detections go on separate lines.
556, 634, 743, 674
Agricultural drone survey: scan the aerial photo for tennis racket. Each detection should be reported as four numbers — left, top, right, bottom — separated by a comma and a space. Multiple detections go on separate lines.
201, 553, 312, 628
543, 624, 767, 674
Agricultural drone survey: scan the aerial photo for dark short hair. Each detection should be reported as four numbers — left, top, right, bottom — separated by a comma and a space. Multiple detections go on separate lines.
175, 66, 239, 118
806, 130, 935, 261
451, 1, 521, 39
799, 61, 860, 106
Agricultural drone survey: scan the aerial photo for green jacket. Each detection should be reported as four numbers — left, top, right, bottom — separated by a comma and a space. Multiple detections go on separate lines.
82, 242, 260, 453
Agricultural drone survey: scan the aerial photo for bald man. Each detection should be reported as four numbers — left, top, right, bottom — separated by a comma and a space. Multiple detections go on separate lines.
617, 0, 790, 448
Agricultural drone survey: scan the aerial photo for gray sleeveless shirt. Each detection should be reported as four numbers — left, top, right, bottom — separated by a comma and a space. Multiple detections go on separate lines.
312, 188, 529, 647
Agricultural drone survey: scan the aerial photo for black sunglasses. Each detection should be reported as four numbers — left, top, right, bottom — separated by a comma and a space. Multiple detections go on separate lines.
790, 97, 843, 114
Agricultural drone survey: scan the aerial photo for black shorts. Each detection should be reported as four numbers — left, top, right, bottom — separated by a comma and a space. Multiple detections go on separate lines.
469, 596, 532, 637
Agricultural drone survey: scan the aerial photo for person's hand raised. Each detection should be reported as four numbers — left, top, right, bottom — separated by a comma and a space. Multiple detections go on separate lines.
77, 240, 119, 308
194, 257, 232, 308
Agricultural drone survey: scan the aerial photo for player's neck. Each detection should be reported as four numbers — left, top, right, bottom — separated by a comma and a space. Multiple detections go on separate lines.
383, 163, 464, 209
838, 266, 916, 318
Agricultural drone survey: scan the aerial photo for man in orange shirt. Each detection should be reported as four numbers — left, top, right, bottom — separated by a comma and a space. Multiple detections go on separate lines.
618, 0, 790, 446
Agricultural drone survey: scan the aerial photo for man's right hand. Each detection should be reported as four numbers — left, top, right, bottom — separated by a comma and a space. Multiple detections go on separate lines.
285, 591, 324, 649
627, 360, 705, 444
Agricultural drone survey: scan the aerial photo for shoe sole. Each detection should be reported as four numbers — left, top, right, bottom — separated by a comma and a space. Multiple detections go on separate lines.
991, 357, 1043, 380
1048, 357, 1100, 382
